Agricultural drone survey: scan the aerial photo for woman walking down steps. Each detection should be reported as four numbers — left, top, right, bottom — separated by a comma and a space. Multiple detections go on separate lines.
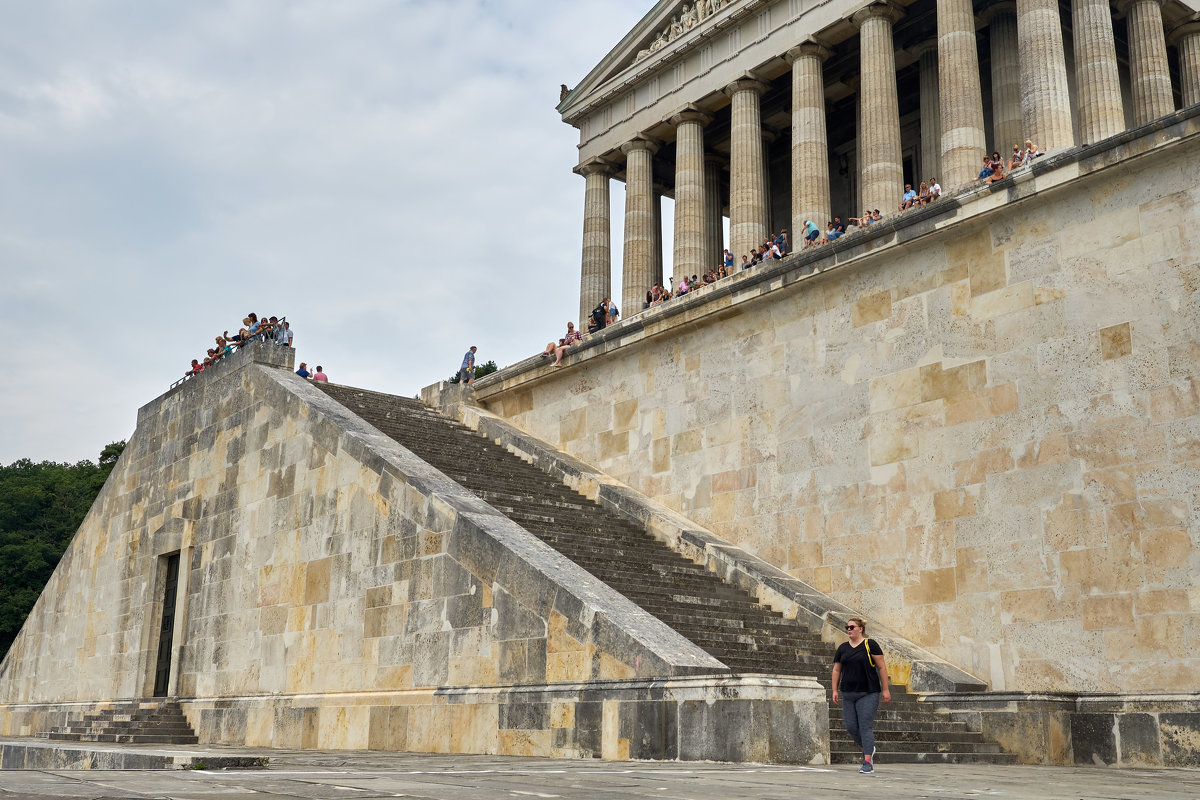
831, 617, 891, 774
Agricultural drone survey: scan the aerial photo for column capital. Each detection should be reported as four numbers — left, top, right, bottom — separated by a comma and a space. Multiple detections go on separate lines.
1115, 0, 1166, 13
785, 41, 833, 64
979, 1, 1016, 26
1167, 18, 1200, 47
670, 107, 713, 128
724, 75, 770, 98
620, 137, 660, 156
850, 2, 903, 29
573, 158, 613, 178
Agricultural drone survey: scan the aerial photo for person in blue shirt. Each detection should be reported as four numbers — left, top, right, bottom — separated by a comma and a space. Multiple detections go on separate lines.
898, 183, 917, 210
459, 346, 477, 385
296, 362, 310, 379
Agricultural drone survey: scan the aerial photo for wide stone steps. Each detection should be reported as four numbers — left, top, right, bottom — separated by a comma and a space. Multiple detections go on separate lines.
37, 700, 199, 745
314, 383, 1013, 765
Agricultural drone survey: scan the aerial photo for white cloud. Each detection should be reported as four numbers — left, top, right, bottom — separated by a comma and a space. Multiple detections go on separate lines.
0, 0, 651, 463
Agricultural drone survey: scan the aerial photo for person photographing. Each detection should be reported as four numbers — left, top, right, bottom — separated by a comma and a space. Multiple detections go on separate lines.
831, 617, 890, 774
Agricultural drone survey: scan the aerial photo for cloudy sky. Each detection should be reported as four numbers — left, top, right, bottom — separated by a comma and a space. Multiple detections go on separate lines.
0, 0, 661, 464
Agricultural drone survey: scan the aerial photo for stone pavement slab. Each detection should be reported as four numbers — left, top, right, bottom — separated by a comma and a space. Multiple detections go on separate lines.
0, 749, 1199, 799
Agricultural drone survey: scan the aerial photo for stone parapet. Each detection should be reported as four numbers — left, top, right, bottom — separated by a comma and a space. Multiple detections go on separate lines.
923, 692, 1200, 767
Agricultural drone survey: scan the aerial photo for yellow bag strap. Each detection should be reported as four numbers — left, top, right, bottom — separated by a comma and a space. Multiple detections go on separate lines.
864, 637, 875, 668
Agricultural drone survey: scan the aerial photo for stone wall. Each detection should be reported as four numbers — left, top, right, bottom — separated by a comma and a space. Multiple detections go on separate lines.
471, 112, 1200, 696
0, 343, 826, 762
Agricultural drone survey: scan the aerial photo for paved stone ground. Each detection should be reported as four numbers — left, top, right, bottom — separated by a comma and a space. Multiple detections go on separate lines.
0, 749, 1198, 800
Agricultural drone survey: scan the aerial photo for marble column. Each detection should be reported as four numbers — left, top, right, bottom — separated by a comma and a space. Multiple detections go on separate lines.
725, 77, 769, 261
575, 160, 612, 329
653, 187, 664, 286
852, 3, 904, 215
937, 0, 987, 190
1072, 0, 1125, 142
672, 109, 712, 279
1169, 21, 1200, 108
985, 3, 1024, 156
704, 155, 725, 270
787, 43, 832, 238
1119, 0, 1175, 125
1016, 0, 1076, 150
914, 41, 941, 183
620, 138, 659, 316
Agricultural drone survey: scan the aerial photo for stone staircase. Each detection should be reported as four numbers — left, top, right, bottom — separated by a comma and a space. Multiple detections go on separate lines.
38, 699, 198, 745
316, 383, 1015, 765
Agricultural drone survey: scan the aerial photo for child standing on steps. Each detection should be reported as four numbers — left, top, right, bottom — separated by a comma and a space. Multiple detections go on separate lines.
831, 617, 890, 774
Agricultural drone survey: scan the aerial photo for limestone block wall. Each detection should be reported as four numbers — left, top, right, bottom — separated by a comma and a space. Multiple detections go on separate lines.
475, 116, 1200, 695
4, 344, 799, 757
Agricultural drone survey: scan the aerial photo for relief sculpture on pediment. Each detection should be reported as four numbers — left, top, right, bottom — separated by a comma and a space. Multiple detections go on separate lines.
635, 0, 733, 62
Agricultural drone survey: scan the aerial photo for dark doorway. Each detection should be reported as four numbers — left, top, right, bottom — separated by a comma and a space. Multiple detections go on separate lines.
152, 553, 180, 697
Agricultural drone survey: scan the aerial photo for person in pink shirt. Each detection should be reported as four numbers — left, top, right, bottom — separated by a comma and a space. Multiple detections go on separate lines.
312, 366, 329, 382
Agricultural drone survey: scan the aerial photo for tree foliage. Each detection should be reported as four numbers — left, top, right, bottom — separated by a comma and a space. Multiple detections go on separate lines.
0, 441, 125, 660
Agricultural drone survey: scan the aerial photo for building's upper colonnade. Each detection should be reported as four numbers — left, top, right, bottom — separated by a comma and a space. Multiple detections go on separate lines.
558, 0, 1199, 324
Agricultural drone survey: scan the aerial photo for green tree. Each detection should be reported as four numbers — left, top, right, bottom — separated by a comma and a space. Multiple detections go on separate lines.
0, 441, 125, 659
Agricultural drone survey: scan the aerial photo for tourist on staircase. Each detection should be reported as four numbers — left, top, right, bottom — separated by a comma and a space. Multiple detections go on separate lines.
831, 617, 890, 775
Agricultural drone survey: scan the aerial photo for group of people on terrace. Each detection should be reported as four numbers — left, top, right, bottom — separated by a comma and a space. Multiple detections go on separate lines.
184, 312, 292, 377
977, 139, 1044, 185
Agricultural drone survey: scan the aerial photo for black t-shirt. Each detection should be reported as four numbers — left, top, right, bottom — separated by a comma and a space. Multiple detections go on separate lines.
835, 639, 883, 693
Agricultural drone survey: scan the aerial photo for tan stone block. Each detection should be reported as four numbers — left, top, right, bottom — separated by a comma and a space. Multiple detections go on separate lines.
546, 651, 590, 682
812, 566, 833, 593
596, 652, 635, 680
787, 540, 823, 569
1139, 498, 1189, 528
1083, 467, 1136, 504
969, 281, 1035, 320
1068, 421, 1166, 468
420, 532, 444, 557
368, 706, 409, 750
1098, 322, 1133, 361
498, 728, 550, 757
1001, 587, 1080, 624
1034, 286, 1067, 305
955, 547, 989, 594
1141, 528, 1192, 587
1149, 378, 1199, 424
448, 656, 499, 686
1015, 434, 1071, 468
598, 430, 629, 459
906, 522, 956, 571
852, 289, 893, 327
954, 447, 1014, 486
1043, 500, 1104, 553
903, 567, 957, 605
945, 384, 1018, 426
950, 280, 971, 317
934, 488, 979, 521
922, 360, 987, 402
303, 557, 331, 605
712, 466, 756, 494
870, 428, 918, 467
869, 367, 924, 412
1083, 595, 1134, 630
1134, 589, 1190, 615
481, 583, 493, 609
968, 255, 1008, 296
407, 705, 452, 753
1058, 535, 1142, 594
559, 408, 586, 443
671, 429, 702, 456
613, 399, 639, 433
450, 704, 498, 755
376, 664, 413, 690
546, 612, 579, 654
1104, 614, 1190, 661
650, 437, 670, 473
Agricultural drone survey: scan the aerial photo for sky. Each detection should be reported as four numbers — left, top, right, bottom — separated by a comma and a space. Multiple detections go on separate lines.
0, 0, 662, 465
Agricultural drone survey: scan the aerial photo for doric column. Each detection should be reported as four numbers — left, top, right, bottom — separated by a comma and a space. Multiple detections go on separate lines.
761, 129, 778, 235
704, 155, 725, 270
1016, 0, 1076, 149
671, 109, 712, 279
852, 3, 904, 215
914, 41, 941, 182
725, 77, 769, 261
787, 42, 833, 239
985, 3, 1023, 156
1118, 0, 1175, 125
575, 159, 612, 328
1072, 0, 1125, 142
620, 137, 659, 316
1169, 20, 1200, 108
937, 0, 987, 189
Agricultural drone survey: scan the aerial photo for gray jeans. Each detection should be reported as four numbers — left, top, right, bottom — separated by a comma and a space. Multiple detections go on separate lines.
840, 691, 880, 758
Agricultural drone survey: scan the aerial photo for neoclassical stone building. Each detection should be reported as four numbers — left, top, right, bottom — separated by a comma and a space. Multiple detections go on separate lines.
559, 0, 1199, 323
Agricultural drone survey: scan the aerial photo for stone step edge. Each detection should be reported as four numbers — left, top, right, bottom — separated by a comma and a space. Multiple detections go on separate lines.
0, 738, 267, 771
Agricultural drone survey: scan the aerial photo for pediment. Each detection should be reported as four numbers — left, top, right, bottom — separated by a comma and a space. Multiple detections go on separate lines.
559, 0, 743, 119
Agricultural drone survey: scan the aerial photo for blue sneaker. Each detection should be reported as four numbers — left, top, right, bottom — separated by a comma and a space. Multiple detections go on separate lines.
860, 759, 874, 775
